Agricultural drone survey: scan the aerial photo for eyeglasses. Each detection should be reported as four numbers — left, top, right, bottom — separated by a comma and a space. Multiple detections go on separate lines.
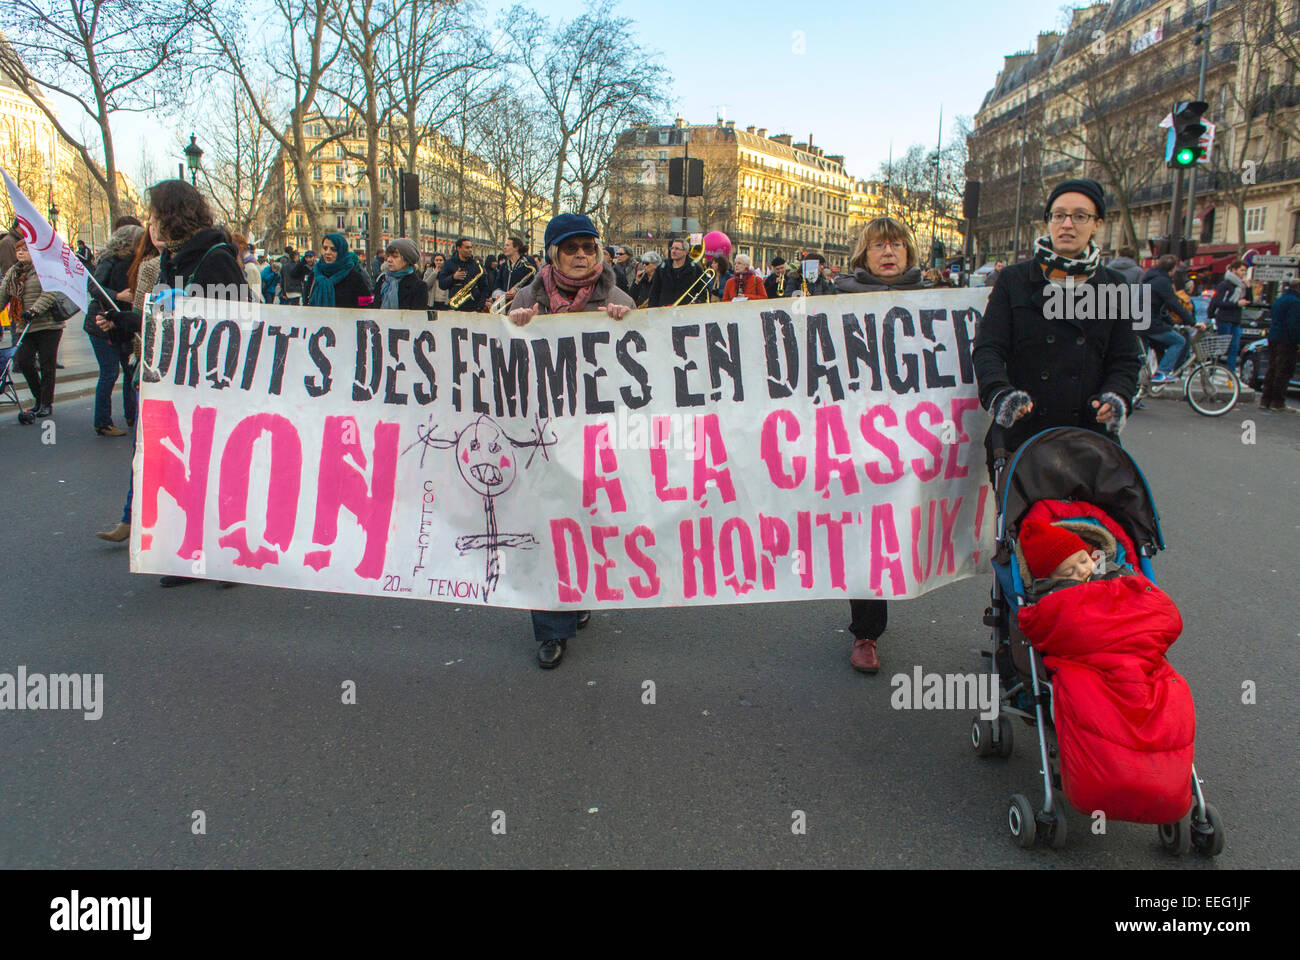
867, 240, 905, 252
1048, 212, 1097, 224
559, 239, 599, 255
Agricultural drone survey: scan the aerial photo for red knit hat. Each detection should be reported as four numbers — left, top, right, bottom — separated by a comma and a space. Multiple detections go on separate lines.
1020, 520, 1091, 579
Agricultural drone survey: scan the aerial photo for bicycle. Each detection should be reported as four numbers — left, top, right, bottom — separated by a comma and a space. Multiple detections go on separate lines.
1135, 326, 1239, 416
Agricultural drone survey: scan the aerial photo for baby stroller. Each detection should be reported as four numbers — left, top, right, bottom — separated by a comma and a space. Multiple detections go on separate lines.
972, 424, 1225, 856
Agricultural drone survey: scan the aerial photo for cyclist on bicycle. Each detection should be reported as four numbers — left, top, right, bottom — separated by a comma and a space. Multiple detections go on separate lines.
1140, 254, 1206, 382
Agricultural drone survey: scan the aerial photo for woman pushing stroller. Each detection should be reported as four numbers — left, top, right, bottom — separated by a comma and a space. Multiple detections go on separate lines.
972, 177, 1143, 468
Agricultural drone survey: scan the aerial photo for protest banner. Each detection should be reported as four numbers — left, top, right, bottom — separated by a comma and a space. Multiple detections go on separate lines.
130, 288, 995, 608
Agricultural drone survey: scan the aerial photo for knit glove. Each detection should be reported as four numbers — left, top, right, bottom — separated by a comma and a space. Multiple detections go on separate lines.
993, 389, 1033, 428
1095, 392, 1128, 436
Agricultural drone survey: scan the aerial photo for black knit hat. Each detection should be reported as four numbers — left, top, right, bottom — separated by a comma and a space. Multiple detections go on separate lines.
1044, 178, 1106, 220
771, 256, 786, 266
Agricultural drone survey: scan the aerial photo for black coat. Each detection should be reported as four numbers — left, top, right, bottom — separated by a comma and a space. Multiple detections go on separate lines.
973, 260, 1143, 464
437, 254, 488, 311
375, 272, 429, 310
764, 270, 791, 298
494, 256, 535, 296
1209, 277, 1249, 326
1140, 266, 1193, 334
649, 259, 703, 306
157, 228, 246, 297
323, 266, 373, 309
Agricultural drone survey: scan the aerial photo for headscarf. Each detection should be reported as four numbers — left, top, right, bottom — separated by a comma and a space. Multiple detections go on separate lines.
309, 232, 361, 306
1033, 235, 1101, 283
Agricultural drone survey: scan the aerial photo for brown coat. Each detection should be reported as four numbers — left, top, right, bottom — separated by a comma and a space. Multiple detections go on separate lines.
3, 263, 66, 334
510, 262, 635, 315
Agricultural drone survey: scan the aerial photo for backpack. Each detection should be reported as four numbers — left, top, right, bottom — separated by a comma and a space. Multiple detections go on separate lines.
1206, 286, 1221, 320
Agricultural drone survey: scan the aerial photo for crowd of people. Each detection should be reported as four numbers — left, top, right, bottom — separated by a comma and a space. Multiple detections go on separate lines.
5, 172, 1298, 671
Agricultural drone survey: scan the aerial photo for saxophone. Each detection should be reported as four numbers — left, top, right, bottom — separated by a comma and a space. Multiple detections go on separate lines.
448, 257, 484, 310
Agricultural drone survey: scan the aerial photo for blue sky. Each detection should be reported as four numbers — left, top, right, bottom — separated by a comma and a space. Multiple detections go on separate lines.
96, 0, 1064, 188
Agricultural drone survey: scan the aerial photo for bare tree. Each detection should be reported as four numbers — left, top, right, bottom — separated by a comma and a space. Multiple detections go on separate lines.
191, 76, 280, 238
1040, 42, 1179, 248
474, 85, 557, 246
498, 0, 669, 217
194, 0, 343, 245
0, 1, 196, 222
389, 0, 496, 243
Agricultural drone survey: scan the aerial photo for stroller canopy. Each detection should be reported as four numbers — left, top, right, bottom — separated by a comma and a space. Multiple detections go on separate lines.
1000, 427, 1164, 556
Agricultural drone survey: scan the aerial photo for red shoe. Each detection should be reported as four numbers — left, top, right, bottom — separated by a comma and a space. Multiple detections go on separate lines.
850, 636, 880, 673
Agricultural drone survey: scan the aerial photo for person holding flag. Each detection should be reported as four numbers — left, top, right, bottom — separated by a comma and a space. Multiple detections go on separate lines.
3, 234, 75, 421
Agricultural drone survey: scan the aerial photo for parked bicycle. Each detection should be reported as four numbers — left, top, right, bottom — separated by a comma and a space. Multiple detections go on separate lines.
1135, 325, 1239, 416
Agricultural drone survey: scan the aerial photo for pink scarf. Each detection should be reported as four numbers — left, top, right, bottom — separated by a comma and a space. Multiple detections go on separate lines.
540, 261, 603, 313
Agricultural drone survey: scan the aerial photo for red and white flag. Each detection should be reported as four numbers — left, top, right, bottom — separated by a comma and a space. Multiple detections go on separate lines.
2, 167, 88, 313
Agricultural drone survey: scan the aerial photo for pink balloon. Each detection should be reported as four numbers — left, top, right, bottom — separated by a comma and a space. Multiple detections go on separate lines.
703, 231, 731, 261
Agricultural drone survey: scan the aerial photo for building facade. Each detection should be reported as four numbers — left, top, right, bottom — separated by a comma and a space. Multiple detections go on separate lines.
968, 0, 1300, 275
260, 117, 547, 258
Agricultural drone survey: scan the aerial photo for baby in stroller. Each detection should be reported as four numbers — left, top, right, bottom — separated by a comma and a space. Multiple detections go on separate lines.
1014, 499, 1195, 827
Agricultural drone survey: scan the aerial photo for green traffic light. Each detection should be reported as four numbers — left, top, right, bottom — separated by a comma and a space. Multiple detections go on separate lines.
1175, 147, 1196, 166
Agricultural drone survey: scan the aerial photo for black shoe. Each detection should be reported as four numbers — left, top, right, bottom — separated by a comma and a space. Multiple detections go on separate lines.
537, 637, 568, 669
160, 575, 199, 588
33, 404, 51, 417
576, 610, 592, 630
55, 362, 64, 369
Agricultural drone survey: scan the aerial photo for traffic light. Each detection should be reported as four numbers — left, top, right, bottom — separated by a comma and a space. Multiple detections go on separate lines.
930, 240, 946, 265
1165, 101, 1208, 168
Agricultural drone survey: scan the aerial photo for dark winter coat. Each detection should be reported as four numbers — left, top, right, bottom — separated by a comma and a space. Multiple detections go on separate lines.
375, 271, 429, 310
764, 269, 791, 298
834, 265, 929, 293
1268, 288, 1300, 345
280, 255, 306, 296
972, 259, 1143, 465
437, 254, 488, 311
157, 228, 247, 298
629, 268, 656, 306
1140, 266, 1193, 334
494, 256, 535, 298
1208, 275, 1250, 326
648, 258, 703, 306
322, 264, 373, 309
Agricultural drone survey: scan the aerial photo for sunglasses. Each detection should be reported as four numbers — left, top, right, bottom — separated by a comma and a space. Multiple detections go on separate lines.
559, 239, 598, 256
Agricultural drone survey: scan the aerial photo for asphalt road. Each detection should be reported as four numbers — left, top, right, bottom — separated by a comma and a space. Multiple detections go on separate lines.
1, 391, 1296, 869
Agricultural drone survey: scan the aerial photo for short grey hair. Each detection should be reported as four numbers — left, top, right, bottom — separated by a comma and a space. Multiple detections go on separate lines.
640, 250, 663, 265
733, 253, 751, 269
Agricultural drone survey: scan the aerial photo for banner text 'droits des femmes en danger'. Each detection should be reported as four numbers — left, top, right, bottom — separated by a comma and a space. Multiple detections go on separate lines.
131, 289, 994, 608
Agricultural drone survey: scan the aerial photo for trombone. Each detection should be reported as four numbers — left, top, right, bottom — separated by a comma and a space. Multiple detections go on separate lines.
672, 241, 716, 307
488, 262, 537, 315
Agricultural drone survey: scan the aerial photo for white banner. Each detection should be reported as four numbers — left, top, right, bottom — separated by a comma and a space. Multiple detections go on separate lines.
1, 167, 89, 313
131, 289, 995, 608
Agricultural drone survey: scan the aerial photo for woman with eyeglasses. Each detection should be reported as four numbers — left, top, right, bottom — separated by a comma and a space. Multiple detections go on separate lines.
973, 176, 1142, 471
829, 217, 930, 674
506, 213, 634, 668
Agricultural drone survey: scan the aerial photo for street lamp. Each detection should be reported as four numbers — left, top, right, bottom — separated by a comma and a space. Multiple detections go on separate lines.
426, 202, 440, 251
184, 134, 203, 186
48, 203, 58, 230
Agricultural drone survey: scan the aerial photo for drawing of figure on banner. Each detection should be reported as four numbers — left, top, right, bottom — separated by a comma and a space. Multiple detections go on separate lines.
405, 413, 558, 596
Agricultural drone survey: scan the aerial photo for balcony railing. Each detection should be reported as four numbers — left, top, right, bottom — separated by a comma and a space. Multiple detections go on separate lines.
1249, 84, 1300, 119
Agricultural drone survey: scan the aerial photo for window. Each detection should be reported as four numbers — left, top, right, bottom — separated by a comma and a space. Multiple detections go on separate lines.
312, 164, 322, 181
336, 215, 346, 229
335, 187, 345, 203
658, 151, 666, 161
294, 214, 304, 228
335, 145, 344, 158
380, 168, 389, 181
1244, 206, 1266, 234
382, 215, 390, 230
335, 166, 344, 181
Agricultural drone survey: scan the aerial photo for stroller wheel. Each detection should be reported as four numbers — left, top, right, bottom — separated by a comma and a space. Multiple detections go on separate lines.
995, 717, 1014, 758
971, 718, 994, 757
18, 409, 35, 425
1157, 814, 1192, 856
1045, 805, 1068, 850
1008, 794, 1036, 848
1191, 802, 1226, 858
